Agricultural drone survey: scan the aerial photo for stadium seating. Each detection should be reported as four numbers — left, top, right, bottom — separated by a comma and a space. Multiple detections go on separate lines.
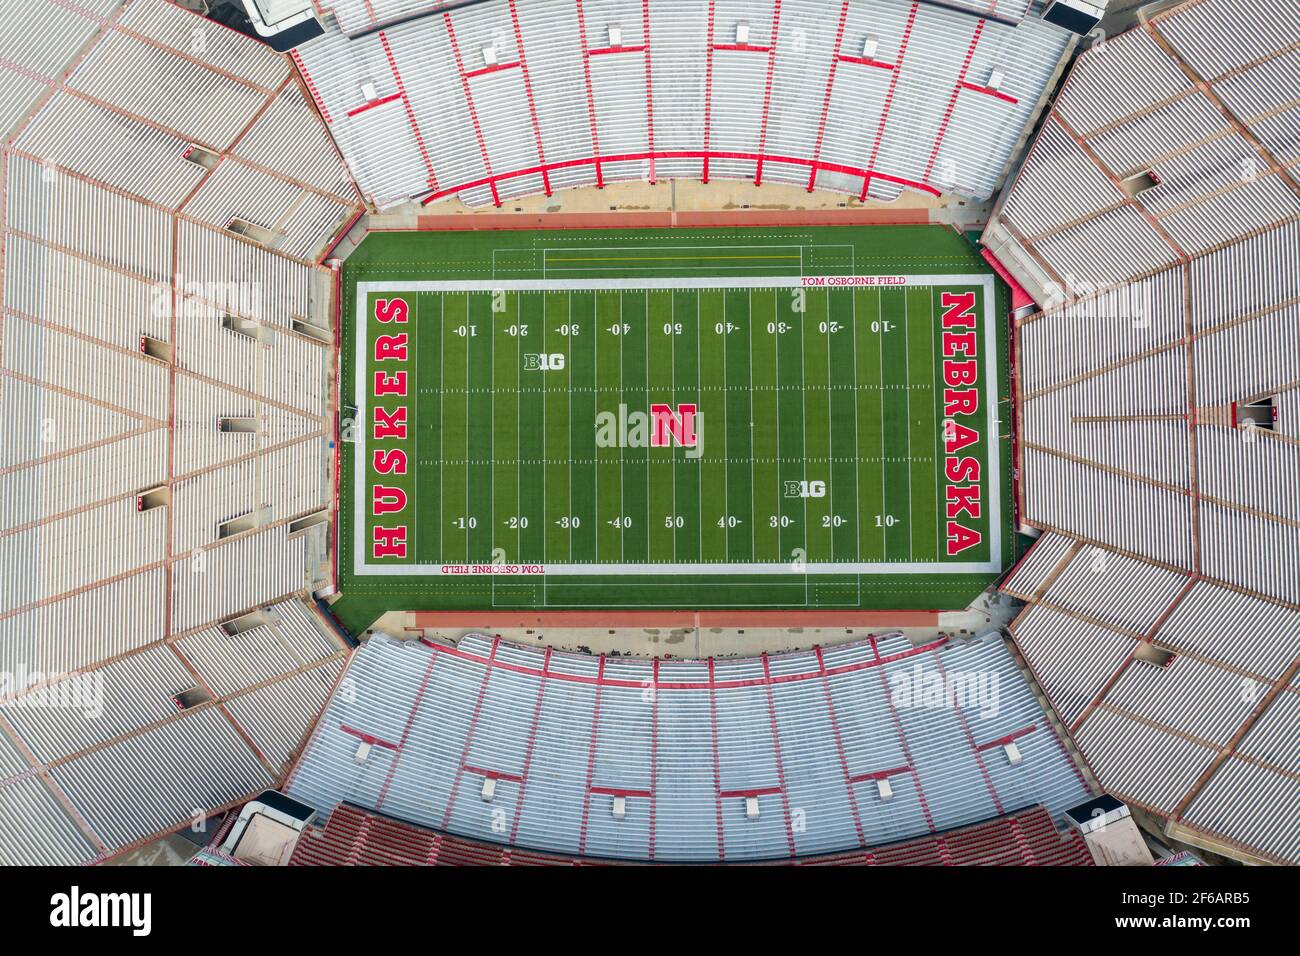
292, 0, 1075, 208
0, 0, 358, 865
284, 631, 1091, 862
984, 0, 1299, 865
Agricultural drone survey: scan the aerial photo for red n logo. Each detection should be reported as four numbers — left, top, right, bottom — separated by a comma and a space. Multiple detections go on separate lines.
650, 403, 698, 448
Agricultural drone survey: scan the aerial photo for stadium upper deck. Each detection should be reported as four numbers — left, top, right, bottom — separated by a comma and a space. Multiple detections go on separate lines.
292, 0, 1075, 207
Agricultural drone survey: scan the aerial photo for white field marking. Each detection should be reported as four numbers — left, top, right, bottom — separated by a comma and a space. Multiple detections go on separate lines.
413, 293, 420, 562
593, 292, 599, 562
799, 290, 807, 561
352, 275, 1000, 575
645, 293, 651, 558
568, 292, 573, 561
541, 293, 547, 565
851, 287, 861, 563
486, 291, 488, 574
670, 292, 677, 563
540, 244, 805, 265
439, 295, 445, 564
696, 290, 703, 562
903, 289, 913, 561
516, 294, 523, 564
877, 290, 887, 561
357, 276, 987, 293
774, 288, 783, 561
369, 559, 997, 576
931, 286, 940, 562
826, 289, 835, 561
722, 291, 731, 559
747, 287, 756, 560
619, 293, 625, 564
464, 295, 471, 563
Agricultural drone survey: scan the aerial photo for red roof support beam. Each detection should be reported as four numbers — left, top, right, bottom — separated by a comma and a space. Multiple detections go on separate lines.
642, 0, 656, 183
753, 0, 783, 186
807, 0, 851, 191
444, 14, 501, 206
373, 649, 440, 811
509, 645, 551, 843
648, 657, 659, 860
440, 636, 501, 828
860, 1, 918, 201
922, 20, 986, 184
377, 32, 439, 191
702, 1, 716, 184
871, 635, 938, 834
508, 0, 551, 196
576, 655, 606, 854
927, 647, 1005, 816
815, 645, 868, 847
574, 0, 604, 188
760, 653, 798, 857
707, 657, 726, 860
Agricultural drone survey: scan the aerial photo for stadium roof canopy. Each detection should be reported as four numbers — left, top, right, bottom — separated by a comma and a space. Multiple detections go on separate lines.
984, 0, 1299, 865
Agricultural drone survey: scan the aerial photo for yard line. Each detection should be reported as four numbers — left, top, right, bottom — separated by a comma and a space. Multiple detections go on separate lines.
645, 293, 651, 557
851, 288, 861, 563
877, 290, 886, 561
722, 292, 730, 555
486, 293, 488, 582
542, 297, 546, 565
774, 289, 782, 560
903, 291, 913, 562
593, 293, 599, 562
671, 292, 677, 563
619, 294, 625, 564
414, 292, 420, 564
826, 290, 834, 559
465, 297, 471, 561
517, 293, 522, 564
931, 286, 940, 562
748, 287, 757, 560
568, 292, 574, 559
696, 290, 703, 563
439, 294, 445, 564
800, 290, 807, 558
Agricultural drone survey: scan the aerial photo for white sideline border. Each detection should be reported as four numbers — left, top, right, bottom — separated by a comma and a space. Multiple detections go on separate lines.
353, 274, 1001, 576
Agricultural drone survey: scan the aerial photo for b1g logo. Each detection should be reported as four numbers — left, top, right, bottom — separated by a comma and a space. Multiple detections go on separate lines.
524, 352, 565, 371
785, 480, 826, 499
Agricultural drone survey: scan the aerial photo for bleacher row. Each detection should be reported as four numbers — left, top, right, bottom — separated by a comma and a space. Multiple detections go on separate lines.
293, 0, 1075, 208
981, 0, 1299, 866
0, 0, 360, 865
284, 632, 1091, 863
282, 800, 1093, 865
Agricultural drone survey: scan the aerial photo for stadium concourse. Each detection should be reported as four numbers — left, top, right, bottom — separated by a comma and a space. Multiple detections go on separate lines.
0, 0, 1294, 871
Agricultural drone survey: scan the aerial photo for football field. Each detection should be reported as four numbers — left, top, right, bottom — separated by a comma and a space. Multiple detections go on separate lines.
338, 227, 1013, 621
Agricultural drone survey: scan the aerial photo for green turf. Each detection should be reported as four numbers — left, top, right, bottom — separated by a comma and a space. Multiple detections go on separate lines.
332, 226, 1014, 631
